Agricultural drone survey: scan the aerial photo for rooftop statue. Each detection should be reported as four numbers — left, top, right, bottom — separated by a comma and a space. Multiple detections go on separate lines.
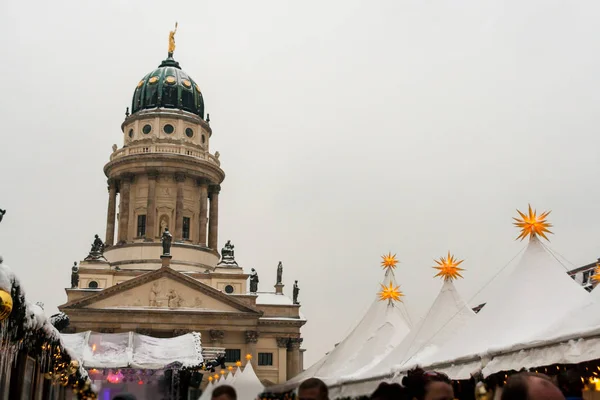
293, 280, 300, 305
249, 268, 259, 293
85, 234, 107, 261
276, 261, 283, 285
71, 262, 79, 289
217, 240, 239, 267
168, 22, 178, 57
0, 209, 5, 224
161, 228, 173, 255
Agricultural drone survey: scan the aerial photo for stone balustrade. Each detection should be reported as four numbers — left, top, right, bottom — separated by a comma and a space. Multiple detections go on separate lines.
110, 143, 220, 166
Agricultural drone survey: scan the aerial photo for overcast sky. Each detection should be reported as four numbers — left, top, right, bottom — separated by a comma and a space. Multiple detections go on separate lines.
1, 0, 600, 366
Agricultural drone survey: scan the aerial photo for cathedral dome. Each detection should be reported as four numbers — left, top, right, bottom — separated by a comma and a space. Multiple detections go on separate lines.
131, 57, 205, 119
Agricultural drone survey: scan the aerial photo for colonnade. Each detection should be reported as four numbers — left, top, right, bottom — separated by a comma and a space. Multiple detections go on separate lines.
104, 173, 220, 248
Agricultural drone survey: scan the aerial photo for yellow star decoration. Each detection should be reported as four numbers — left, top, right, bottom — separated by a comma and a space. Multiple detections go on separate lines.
227, 366, 233, 371
592, 263, 600, 283
513, 204, 553, 241
235, 361, 242, 367
208, 376, 213, 382
378, 281, 404, 302
245, 353, 253, 361
381, 253, 399, 271
433, 252, 465, 281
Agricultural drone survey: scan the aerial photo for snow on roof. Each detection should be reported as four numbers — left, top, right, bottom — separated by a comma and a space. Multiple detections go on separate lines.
256, 292, 294, 306
418, 236, 589, 372
282, 270, 412, 389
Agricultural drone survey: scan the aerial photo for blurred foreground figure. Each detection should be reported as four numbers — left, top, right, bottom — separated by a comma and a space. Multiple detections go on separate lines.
113, 394, 136, 400
557, 370, 583, 400
212, 385, 237, 400
299, 378, 329, 400
501, 373, 565, 400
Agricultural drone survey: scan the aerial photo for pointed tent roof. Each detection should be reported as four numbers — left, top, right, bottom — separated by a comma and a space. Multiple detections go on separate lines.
233, 361, 265, 400
199, 381, 214, 400
283, 267, 412, 389
418, 236, 588, 374
354, 279, 475, 381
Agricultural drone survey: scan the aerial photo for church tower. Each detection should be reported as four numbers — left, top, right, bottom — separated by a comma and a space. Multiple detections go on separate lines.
60, 33, 306, 387
103, 52, 224, 272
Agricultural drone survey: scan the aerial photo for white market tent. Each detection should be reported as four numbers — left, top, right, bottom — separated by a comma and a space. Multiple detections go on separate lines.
331, 277, 476, 398
280, 267, 412, 391
233, 361, 265, 400
481, 282, 600, 376
61, 331, 204, 369
407, 236, 590, 378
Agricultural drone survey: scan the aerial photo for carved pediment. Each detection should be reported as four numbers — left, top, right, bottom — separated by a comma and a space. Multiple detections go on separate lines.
60, 267, 260, 315
88, 277, 241, 312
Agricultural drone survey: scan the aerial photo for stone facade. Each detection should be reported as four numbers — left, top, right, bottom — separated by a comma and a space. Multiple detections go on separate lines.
59, 54, 306, 386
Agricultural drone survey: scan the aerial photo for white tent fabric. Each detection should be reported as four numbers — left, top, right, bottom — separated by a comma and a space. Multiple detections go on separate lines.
233, 361, 264, 400
330, 279, 476, 397
283, 269, 412, 389
415, 237, 589, 373
480, 284, 600, 376
61, 331, 203, 369
199, 381, 214, 400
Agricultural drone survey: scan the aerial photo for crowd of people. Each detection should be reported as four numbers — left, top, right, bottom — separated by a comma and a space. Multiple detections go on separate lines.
109, 366, 585, 400
206, 367, 583, 400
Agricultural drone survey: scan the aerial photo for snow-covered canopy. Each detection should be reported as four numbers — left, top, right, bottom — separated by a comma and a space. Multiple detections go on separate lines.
61, 331, 203, 369
420, 237, 588, 370
480, 282, 600, 376
328, 276, 475, 398
282, 269, 412, 390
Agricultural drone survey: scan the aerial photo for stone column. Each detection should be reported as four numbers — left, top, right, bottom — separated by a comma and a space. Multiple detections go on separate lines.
208, 185, 220, 250
105, 179, 117, 246
286, 338, 303, 380
118, 174, 133, 244
145, 171, 158, 240
197, 179, 209, 246
245, 331, 259, 367
276, 337, 289, 383
174, 173, 186, 240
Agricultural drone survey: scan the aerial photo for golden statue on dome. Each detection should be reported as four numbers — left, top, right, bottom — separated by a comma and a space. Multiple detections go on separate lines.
168, 22, 178, 57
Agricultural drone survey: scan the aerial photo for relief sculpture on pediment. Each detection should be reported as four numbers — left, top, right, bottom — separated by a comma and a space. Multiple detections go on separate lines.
149, 281, 162, 307
167, 289, 184, 308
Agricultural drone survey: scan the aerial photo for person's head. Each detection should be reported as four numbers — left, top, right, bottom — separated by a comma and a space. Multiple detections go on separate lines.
370, 382, 406, 400
211, 385, 237, 400
501, 372, 565, 400
299, 378, 329, 400
401, 368, 454, 400
557, 369, 583, 397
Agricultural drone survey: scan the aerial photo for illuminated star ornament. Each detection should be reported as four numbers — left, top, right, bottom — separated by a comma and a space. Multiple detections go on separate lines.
378, 281, 404, 302
381, 253, 399, 271
245, 353, 253, 361
235, 361, 242, 367
433, 252, 465, 281
593, 262, 600, 283
513, 204, 553, 241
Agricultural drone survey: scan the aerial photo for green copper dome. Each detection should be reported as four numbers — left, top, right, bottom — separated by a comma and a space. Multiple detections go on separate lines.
131, 57, 205, 118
